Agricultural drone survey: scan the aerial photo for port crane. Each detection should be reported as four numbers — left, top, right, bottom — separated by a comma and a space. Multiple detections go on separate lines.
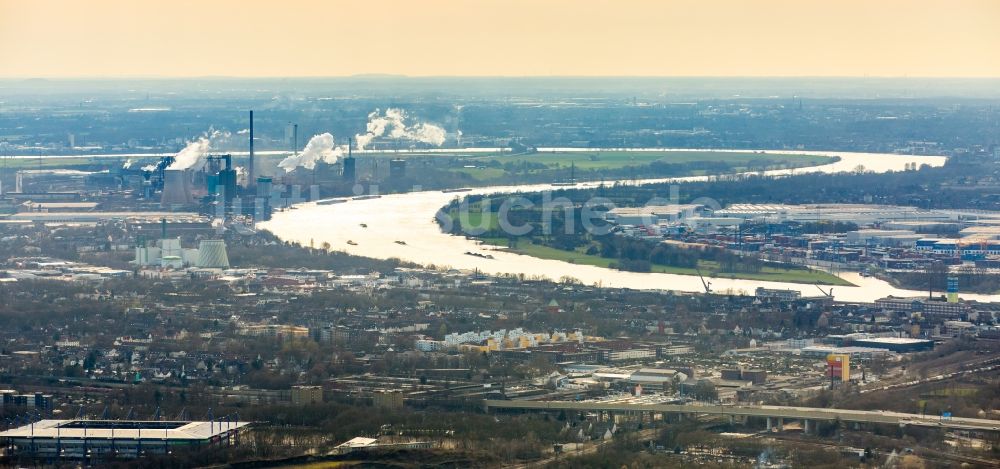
814, 284, 834, 298
695, 267, 712, 294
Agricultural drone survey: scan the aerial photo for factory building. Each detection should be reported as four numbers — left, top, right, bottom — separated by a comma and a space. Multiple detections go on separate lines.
342, 156, 356, 182
712, 203, 956, 225
134, 238, 230, 269
0, 419, 248, 460
3, 212, 207, 226
389, 158, 407, 179
845, 229, 923, 247
719, 368, 768, 385
606, 204, 704, 226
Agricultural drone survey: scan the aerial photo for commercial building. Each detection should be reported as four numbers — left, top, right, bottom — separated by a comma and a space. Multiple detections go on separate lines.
800, 345, 890, 360
754, 287, 802, 301
237, 324, 309, 340
332, 436, 434, 455
290, 385, 324, 405
826, 354, 850, 381
373, 390, 404, 409
719, 368, 768, 385
0, 419, 248, 460
875, 296, 971, 319
627, 368, 687, 391
1, 390, 53, 410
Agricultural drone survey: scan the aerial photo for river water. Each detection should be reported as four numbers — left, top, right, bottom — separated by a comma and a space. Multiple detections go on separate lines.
262, 149, 999, 303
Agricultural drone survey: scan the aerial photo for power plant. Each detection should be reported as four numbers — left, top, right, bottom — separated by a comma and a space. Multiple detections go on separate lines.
6, 108, 444, 232
160, 168, 195, 207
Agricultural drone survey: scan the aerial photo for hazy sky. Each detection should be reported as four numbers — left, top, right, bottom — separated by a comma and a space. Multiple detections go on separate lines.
1, 0, 998, 78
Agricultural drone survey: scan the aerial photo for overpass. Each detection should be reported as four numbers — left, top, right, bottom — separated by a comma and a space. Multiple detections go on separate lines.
484, 400, 1000, 433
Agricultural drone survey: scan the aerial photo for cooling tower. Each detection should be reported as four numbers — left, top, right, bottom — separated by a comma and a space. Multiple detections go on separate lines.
161, 169, 195, 207
197, 239, 230, 268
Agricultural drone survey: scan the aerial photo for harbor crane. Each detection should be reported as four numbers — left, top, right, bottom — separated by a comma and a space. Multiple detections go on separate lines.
695, 267, 712, 294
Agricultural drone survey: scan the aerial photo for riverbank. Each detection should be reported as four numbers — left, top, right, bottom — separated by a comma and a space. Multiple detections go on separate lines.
478, 238, 853, 286
262, 150, 969, 303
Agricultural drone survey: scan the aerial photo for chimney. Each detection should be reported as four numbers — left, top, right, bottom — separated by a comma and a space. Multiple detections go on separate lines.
248, 110, 254, 186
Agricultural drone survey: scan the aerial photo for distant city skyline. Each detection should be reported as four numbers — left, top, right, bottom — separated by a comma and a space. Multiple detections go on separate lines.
1, 0, 998, 79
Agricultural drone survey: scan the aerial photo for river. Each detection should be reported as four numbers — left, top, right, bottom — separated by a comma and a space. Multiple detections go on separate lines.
261, 149, 1000, 303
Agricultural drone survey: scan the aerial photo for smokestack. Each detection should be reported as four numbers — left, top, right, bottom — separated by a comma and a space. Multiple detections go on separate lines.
293, 124, 298, 156
342, 137, 356, 182
248, 110, 254, 186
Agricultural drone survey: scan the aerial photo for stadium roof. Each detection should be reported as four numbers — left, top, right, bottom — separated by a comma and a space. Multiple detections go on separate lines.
0, 420, 249, 441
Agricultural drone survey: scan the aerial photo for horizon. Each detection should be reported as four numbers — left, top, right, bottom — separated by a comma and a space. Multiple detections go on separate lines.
5, 75, 1000, 80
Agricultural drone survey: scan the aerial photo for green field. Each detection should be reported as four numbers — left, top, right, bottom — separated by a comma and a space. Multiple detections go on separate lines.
448, 150, 834, 183
480, 238, 852, 286
466, 150, 832, 170
453, 210, 500, 231
447, 166, 507, 181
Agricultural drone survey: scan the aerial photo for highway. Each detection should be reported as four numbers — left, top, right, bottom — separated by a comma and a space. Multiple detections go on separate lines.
484, 400, 1000, 432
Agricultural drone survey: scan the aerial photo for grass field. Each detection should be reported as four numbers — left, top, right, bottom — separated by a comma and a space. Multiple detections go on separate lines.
449, 150, 834, 182
452, 210, 500, 232
447, 167, 506, 181
466, 150, 832, 170
480, 238, 851, 286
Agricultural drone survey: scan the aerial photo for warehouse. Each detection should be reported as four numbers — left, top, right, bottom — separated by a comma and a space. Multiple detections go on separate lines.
849, 337, 934, 353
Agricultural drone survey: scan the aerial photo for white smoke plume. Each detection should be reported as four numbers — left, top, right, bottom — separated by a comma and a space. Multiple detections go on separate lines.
122, 159, 133, 169
141, 164, 157, 172
277, 133, 345, 172
354, 108, 447, 150
410, 123, 447, 146
167, 129, 231, 170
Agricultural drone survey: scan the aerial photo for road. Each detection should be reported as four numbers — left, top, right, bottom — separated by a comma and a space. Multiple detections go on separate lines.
860, 357, 1000, 394
484, 400, 1000, 432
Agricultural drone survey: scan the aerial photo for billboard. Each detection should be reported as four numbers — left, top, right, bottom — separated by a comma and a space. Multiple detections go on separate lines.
827, 354, 850, 381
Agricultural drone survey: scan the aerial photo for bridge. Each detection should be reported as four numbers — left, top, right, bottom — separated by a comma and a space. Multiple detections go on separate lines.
484, 400, 1000, 433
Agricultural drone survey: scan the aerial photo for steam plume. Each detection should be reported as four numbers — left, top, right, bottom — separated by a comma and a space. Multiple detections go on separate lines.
167, 129, 230, 170
355, 108, 446, 150
277, 133, 344, 172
